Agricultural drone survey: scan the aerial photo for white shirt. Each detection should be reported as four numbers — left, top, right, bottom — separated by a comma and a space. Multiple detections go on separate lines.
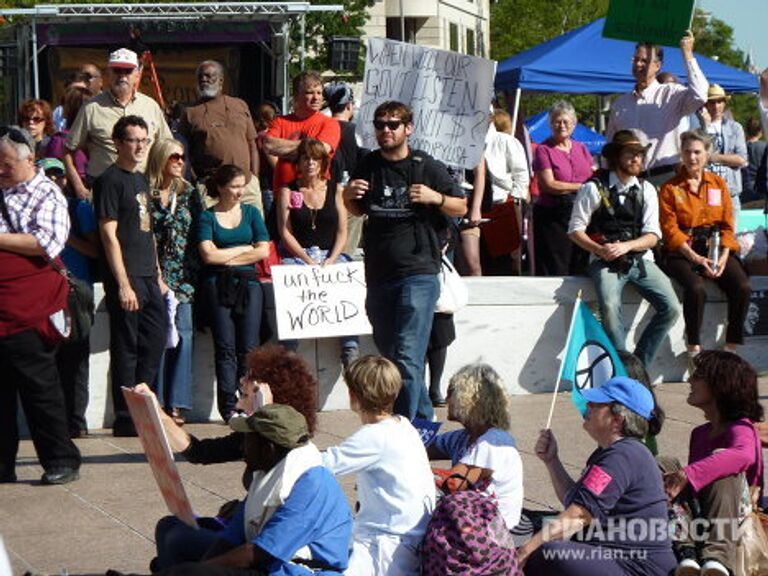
568, 172, 660, 262
759, 99, 768, 140
607, 58, 708, 169
434, 428, 524, 530
484, 126, 530, 202
322, 416, 435, 539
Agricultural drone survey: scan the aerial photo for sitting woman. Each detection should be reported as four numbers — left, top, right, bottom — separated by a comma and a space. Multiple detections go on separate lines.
519, 377, 677, 575
663, 351, 763, 576
428, 363, 524, 534
198, 164, 270, 421
276, 137, 358, 366
659, 129, 751, 357
145, 345, 320, 571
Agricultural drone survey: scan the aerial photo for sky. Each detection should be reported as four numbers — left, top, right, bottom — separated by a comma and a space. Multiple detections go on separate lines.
697, 0, 765, 69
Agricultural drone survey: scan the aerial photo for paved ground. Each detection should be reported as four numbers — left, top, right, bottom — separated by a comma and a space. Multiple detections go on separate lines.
2, 379, 766, 576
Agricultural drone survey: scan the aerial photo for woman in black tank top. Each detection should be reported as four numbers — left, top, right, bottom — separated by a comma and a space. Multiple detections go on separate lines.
275, 138, 359, 366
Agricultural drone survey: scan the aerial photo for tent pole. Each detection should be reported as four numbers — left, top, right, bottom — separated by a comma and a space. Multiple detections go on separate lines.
31, 18, 40, 99
511, 87, 521, 133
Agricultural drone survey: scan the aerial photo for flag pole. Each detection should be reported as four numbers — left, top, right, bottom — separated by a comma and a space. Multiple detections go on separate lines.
545, 289, 582, 429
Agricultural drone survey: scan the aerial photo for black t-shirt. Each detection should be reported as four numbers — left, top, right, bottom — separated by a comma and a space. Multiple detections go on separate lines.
352, 149, 462, 285
93, 163, 157, 277
287, 180, 338, 251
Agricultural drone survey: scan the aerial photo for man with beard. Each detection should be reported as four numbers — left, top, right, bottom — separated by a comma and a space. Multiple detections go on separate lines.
64, 48, 171, 200
343, 101, 466, 420
567, 131, 680, 368
180, 60, 262, 212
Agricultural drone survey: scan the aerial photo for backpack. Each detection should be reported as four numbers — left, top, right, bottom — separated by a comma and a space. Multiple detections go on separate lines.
421, 486, 521, 576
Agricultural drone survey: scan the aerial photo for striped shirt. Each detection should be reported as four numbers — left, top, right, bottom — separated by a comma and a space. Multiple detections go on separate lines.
0, 169, 70, 258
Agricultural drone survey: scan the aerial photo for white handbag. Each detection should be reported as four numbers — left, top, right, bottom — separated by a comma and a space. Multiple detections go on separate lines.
435, 256, 469, 313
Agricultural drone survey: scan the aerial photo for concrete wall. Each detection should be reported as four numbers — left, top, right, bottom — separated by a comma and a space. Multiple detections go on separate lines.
76, 276, 768, 429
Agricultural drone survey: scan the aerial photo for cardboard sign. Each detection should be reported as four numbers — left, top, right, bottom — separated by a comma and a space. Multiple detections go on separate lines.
603, 0, 695, 47
122, 388, 198, 529
358, 38, 496, 170
271, 262, 372, 340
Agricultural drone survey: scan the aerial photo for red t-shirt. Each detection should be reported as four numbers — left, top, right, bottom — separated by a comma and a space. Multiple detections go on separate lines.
266, 112, 341, 190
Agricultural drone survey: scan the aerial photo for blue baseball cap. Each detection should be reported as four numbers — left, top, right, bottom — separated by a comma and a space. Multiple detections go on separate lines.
581, 376, 654, 419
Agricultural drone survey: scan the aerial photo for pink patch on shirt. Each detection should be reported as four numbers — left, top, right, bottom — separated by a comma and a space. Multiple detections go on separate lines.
707, 188, 722, 207
582, 465, 613, 496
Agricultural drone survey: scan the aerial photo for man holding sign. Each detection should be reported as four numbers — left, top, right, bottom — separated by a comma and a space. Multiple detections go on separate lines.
607, 31, 708, 186
343, 101, 466, 420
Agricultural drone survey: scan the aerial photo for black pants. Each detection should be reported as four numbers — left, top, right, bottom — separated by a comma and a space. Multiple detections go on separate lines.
104, 276, 167, 419
663, 253, 750, 345
56, 334, 90, 435
533, 201, 588, 276
0, 329, 81, 477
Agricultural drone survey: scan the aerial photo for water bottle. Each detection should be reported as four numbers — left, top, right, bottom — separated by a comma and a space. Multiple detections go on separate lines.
708, 228, 720, 274
341, 170, 350, 186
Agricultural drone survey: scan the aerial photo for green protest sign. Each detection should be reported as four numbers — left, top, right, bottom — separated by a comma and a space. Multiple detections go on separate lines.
603, 0, 695, 47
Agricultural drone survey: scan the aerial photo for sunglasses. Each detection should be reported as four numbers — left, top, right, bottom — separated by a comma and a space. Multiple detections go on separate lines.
78, 73, 100, 81
21, 116, 45, 124
373, 119, 404, 131
168, 153, 185, 163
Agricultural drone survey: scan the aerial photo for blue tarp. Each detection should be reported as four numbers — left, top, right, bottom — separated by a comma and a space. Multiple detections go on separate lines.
495, 18, 758, 95
525, 111, 606, 155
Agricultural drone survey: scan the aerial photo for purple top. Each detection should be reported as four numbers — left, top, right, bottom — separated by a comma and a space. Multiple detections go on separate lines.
684, 418, 763, 493
532, 138, 593, 207
45, 131, 88, 180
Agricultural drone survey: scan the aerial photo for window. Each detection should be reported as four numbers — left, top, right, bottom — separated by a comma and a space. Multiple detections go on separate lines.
466, 29, 475, 56
449, 22, 459, 52
386, 17, 418, 43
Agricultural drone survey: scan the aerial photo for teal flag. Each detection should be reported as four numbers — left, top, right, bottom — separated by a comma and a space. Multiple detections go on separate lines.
559, 299, 627, 417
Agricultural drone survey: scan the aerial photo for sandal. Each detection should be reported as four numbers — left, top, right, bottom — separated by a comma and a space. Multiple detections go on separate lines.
170, 408, 186, 426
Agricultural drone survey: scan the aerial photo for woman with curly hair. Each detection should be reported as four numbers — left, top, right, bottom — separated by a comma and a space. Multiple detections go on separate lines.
663, 351, 764, 576
427, 363, 524, 533
17, 98, 55, 158
135, 344, 320, 570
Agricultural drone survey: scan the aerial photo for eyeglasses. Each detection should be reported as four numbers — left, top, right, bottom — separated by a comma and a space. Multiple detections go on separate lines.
373, 119, 404, 131
21, 116, 45, 124
168, 153, 185, 163
121, 137, 152, 146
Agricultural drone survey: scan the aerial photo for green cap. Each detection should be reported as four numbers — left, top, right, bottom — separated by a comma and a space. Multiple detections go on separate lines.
38, 157, 65, 174
229, 404, 309, 449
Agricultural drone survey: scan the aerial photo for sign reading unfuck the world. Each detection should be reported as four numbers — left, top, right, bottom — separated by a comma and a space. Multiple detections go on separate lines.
271, 262, 372, 340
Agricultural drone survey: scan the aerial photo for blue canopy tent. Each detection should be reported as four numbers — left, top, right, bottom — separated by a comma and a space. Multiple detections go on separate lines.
495, 17, 758, 95
525, 111, 606, 155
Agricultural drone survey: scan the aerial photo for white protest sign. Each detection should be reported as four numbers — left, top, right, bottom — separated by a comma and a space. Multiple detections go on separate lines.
271, 262, 372, 340
122, 388, 198, 529
357, 37, 496, 170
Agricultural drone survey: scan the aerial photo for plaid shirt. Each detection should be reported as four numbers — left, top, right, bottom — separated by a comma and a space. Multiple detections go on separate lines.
0, 169, 70, 258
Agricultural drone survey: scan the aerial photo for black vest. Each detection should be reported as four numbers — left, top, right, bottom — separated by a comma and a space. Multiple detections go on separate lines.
587, 172, 644, 244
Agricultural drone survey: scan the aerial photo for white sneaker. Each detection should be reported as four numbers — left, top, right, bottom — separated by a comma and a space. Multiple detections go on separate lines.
701, 559, 729, 576
675, 557, 701, 576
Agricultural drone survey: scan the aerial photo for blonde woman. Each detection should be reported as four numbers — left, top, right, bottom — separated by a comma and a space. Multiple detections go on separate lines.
428, 363, 524, 533
146, 138, 203, 424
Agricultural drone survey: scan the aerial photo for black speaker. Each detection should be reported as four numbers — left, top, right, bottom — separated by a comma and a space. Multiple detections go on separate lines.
328, 37, 361, 73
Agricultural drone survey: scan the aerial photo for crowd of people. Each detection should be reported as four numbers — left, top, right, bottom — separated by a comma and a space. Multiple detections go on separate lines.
0, 32, 767, 574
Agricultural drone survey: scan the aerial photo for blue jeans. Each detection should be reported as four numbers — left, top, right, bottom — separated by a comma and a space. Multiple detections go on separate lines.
154, 515, 223, 569
366, 274, 439, 420
155, 302, 194, 411
590, 258, 680, 368
203, 278, 263, 420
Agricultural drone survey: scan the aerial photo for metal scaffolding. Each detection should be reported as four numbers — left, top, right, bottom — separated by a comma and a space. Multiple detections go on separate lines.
0, 2, 343, 106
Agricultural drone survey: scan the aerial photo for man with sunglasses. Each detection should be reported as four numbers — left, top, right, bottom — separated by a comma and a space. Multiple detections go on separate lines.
94, 115, 168, 437
0, 126, 82, 485
65, 48, 171, 200
180, 60, 262, 212
343, 101, 466, 420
